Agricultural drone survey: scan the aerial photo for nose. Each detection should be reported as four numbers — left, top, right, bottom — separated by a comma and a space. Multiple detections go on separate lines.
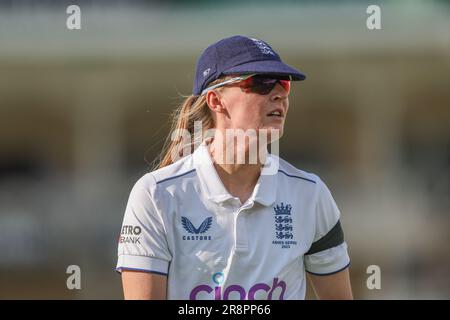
270, 83, 289, 102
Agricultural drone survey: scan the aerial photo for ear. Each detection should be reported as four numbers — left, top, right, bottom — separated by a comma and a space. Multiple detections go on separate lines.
205, 90, 226, 114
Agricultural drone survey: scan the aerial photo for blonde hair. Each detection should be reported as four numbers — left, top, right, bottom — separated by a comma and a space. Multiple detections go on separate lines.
152, 77, 229, 170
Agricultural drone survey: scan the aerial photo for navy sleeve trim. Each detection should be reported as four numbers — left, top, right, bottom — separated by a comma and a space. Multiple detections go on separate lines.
305, 220, 344, 255
306, 262, 351, 276
115, 267, 168, 276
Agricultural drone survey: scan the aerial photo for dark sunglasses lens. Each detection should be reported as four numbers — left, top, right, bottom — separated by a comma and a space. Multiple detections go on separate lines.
238, 75, 291, 95
250, 78, 278, 95
278, 80, 291, 93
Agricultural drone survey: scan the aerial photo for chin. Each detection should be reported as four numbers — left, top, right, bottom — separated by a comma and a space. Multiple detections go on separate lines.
266, 127, 284, 143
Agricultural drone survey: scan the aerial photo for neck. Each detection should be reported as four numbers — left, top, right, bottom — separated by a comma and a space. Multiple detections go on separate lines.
207, 136, 267, 204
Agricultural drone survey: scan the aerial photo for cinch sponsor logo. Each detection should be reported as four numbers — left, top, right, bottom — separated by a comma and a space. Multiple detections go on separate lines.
189, 272, 286, 300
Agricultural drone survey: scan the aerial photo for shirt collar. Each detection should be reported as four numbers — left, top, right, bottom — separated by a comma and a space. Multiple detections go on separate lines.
193, 141, 277, 207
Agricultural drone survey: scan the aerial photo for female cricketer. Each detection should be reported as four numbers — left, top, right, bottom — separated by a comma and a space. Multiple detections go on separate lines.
116, 35, 353, 300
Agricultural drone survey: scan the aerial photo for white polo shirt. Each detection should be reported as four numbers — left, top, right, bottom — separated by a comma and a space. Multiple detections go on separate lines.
116, 141, 350, 300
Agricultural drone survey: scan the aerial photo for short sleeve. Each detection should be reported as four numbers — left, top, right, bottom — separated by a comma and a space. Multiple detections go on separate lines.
304, 178, 350, 275
116, 174, 172, 276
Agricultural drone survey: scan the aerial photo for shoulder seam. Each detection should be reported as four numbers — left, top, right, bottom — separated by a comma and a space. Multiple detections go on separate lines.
278, 169, 316, 184
155, 168, 196, 185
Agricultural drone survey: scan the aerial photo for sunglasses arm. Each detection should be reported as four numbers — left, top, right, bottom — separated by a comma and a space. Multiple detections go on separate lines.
200, 75, 254, 96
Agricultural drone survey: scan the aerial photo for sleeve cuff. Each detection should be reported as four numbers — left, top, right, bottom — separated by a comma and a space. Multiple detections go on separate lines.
304, 242, 350, 275
116, 254, 169, 275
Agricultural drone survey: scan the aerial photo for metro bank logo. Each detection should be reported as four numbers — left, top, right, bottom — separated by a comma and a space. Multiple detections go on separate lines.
189, 272, 286, 300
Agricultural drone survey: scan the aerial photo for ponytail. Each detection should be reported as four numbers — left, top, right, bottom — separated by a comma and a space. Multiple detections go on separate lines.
151, 76, 233, 170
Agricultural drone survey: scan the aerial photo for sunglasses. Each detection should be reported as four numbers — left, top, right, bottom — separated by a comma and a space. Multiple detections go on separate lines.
200, 74, 291, 96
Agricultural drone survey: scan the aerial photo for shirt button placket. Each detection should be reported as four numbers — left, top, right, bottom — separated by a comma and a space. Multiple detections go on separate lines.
234, 203, 251, 253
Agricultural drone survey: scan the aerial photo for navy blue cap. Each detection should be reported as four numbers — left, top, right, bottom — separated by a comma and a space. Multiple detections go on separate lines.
193, 35, 306, 95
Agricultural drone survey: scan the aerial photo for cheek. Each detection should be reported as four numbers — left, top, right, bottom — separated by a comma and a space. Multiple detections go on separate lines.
224, 92, 267, 128
235, 107, 258, 127
230, 97, 260, 123
243, 101, 266, 125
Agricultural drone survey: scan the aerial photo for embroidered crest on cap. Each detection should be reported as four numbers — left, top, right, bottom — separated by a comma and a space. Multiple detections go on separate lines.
250, 38, 275, 55
203, 68, 211, 78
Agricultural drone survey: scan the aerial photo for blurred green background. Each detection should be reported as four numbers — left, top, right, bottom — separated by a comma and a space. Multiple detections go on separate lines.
0, 0, 449, 299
